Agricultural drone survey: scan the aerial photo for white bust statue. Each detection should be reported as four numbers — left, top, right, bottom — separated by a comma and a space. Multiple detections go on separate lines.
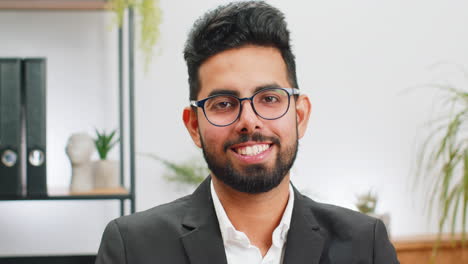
66, 133, 95, 192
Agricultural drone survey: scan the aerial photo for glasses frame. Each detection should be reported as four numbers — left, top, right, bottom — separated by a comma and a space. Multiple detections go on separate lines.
190, 87, 300, 127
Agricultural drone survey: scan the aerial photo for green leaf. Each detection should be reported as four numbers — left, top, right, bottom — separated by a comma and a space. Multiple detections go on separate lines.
94, 129, 119, 160
450, 184, 462, 238
462, 149, 468, 244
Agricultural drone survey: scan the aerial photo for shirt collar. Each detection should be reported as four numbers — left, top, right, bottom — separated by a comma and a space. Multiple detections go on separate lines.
210, 180, 295, 247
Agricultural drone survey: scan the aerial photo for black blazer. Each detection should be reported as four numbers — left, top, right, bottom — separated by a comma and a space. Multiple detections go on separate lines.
96, 178, 399, 264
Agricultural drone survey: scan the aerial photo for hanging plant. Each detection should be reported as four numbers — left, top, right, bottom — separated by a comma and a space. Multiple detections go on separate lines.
109, 0, 162, 71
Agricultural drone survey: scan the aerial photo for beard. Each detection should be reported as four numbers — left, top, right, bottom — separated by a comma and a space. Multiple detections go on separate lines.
200, 131, 298, 194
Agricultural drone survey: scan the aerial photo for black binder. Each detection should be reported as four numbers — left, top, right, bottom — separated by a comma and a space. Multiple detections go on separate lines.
0, 59, 22, 197
23, 58, 47, 197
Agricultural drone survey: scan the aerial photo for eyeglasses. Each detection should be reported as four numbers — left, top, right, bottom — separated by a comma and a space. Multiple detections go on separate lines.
190, 87, 300, 127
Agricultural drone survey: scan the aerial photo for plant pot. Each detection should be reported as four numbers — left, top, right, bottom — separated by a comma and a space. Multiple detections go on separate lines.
94, 160, 120, 189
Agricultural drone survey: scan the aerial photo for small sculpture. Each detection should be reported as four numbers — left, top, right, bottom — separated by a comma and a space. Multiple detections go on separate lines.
66, 133, 95, 192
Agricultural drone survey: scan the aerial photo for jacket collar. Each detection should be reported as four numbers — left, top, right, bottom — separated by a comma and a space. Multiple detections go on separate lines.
283, 186, 325, 264
180, 177, 325, 264
180, 177, 228, 264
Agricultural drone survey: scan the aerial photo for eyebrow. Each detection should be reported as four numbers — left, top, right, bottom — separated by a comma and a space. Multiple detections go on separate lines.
208, 89, 238, 97
207, 83, 282, 98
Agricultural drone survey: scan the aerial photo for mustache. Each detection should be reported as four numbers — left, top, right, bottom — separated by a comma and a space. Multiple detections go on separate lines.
223, 133, 280, 152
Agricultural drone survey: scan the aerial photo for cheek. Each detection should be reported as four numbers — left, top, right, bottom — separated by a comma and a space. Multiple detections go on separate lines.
273, 114, 297, 140
199, 123, 231, 148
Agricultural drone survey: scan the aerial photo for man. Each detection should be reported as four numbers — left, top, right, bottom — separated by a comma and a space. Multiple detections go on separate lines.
96, 1, 399, 263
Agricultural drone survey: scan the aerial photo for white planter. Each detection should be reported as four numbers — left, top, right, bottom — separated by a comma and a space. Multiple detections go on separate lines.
94, 160, 120, 189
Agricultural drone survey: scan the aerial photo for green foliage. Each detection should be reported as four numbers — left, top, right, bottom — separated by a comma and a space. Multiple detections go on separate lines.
355, 191, 378, 214
109, 0, 162, 71
142, 153, 208, 186
94, 129, 119, 160
415, 71, 468, 255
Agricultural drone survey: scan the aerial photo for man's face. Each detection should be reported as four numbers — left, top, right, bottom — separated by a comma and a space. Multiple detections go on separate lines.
183, 45, 311, 193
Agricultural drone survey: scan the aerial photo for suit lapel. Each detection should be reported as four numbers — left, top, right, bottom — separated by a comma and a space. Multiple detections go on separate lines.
179, 179, 325, 264
283, 188, 325, 264
180, 177, 228, 264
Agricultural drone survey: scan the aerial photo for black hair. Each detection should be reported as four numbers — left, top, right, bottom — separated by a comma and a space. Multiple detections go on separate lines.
183, 1, 298, 100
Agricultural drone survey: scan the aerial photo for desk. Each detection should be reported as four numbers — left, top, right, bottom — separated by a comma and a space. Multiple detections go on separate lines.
393, 234, 468, 264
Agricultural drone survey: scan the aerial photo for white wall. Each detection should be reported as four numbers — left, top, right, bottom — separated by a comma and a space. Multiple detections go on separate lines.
1, 0, 467, 256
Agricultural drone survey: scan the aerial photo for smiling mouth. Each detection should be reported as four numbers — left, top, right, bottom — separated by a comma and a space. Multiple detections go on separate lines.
232, 144, 271, 156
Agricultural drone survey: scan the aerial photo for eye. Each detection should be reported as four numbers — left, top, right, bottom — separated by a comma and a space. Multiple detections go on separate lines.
262, 95, 279, 103
259, 93, 282, 104
215, 101, 233, 109
206, 96, 238, 112
256, 89, 287, 105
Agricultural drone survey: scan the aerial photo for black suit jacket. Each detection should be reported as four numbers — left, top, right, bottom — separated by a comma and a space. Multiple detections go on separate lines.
96, 178, 399, 263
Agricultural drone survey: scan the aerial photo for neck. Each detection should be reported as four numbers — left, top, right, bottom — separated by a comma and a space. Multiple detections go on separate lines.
212, 174, 291, 255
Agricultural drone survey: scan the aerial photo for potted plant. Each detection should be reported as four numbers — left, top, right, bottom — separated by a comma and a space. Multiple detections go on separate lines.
356, 190, 378, 215
108, 0, 162, 71
141, 153, 208, 188
415, 68, 468, 256
94, 129, 120, 189
355, 190, 391, 235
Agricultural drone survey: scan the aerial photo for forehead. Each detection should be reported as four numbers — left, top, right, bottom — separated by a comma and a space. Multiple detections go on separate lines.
197, 45, 290, 99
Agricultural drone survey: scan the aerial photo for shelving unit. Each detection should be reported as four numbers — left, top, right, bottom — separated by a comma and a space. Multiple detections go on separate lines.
0, 1, 137, 262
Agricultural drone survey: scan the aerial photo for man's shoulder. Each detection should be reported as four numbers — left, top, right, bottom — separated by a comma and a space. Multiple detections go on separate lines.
307, 195, 374, 222
113, 193, 193, 229
295, 193, 397, 262
299, 193, 380, 237
96, 193, 204, 262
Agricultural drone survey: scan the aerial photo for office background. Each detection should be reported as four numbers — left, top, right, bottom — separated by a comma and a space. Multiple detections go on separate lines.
1, 0, 468, 256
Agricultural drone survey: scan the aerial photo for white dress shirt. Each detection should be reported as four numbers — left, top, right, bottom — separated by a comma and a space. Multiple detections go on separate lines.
210, 181, 294, 264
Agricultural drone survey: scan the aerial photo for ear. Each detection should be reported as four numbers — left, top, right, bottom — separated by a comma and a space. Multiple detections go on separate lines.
295, 94, 312, 139
183, 107, 202, 148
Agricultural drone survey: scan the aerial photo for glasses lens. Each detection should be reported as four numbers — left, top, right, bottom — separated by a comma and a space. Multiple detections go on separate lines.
204, 95, 240, 126
253, 88, 290, 119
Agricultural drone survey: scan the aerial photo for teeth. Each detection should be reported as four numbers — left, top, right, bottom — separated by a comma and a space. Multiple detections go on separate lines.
235, 144, 269, 156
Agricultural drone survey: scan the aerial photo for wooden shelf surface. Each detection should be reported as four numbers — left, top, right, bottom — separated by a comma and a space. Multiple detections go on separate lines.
0, 0, 109, 10
52, 186, 129, 196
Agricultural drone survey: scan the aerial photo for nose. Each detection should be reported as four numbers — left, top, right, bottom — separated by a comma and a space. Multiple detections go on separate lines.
234, 100, 262, 133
